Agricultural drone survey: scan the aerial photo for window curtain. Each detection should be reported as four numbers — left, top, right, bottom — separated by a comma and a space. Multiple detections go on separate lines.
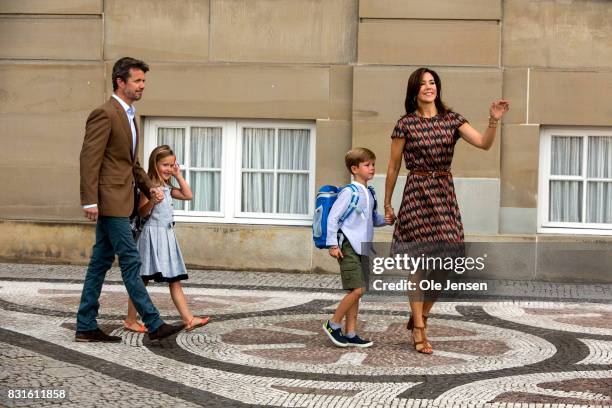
549, 136, 612, 224
157, 128, 185, 164
242, 128, 274, 213
277, 129, 310, 214
241, 128, 310, 215
550, 181, 582, 222
242, 128, 274, 169
190, 127, 222, 212
551, 136, 581, 175
587, 137, 612, 223
278, 129, 309, 170
549, 136, 582, 222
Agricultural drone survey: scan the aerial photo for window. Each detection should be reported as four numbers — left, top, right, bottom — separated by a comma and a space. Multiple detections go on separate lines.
538, 127, 612, 235
144, 119, 316, 226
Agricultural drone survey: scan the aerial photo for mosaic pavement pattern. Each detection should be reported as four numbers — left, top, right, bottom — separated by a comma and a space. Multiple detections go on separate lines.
0, 263, 611, 407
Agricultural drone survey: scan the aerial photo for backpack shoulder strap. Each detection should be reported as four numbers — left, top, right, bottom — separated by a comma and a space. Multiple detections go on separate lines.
367, 186, 378, 213
338, 184, 360, 223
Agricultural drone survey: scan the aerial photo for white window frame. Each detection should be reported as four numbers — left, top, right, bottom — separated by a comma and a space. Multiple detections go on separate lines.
235, 121, 316, 222
144, 118, 316, 226
538, 126, 612, 235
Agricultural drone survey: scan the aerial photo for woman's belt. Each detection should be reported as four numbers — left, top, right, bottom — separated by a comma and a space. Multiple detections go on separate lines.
410, 169, 452, 177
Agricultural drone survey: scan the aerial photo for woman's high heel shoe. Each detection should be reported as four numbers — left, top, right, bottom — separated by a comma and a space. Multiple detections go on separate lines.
406, 314, 429, 330
412, 326, 433, 354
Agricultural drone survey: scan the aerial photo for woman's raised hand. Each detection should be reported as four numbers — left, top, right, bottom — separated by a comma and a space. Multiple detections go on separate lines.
489, 99, 510, 120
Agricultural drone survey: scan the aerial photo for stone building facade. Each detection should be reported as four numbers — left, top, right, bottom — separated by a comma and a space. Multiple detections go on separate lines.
1, 0, 610, 276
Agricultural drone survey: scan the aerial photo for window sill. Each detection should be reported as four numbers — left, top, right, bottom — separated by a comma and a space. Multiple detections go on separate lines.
538, 226, 612, 236
173, 215, 313, 227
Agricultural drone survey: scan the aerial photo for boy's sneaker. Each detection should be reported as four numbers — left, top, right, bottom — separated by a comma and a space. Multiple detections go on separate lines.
345, 335, 373, 348
322, 320, 348, 348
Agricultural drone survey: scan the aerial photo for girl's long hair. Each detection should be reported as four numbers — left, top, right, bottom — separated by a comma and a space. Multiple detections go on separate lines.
147, 145, 175, 187
404, 67, 451, 116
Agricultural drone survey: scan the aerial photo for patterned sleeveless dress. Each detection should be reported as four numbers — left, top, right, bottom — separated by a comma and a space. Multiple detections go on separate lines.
137, 185, 188, 282
391, 111, 467, 245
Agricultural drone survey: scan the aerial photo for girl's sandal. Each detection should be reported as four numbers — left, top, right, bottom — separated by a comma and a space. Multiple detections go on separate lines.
185, 316, 211, 332
412, 326, 433, 354
406, 314, 429, 330
123, 320, 147, 333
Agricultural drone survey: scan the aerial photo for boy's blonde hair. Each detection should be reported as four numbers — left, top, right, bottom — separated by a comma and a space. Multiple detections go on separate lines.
345, 147, 376, 174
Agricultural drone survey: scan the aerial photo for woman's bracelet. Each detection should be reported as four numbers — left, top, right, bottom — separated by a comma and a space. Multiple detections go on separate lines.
488, 115, 499, 128
384, 204, 393, 209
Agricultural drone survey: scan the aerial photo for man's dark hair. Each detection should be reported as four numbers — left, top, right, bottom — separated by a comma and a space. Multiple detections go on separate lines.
112, 57, 149, 91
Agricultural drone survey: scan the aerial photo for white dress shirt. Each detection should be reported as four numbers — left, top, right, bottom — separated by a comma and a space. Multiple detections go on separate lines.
325, 181, 386, 255
112, 93, 137, 158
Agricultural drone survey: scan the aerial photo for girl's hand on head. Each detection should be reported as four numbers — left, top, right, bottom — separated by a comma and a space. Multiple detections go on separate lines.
172, 163, 181, 178
489, 99, 510, 120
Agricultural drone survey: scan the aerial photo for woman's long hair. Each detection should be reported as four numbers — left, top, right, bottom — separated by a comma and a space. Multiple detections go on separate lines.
404, 67, 451, 116
147, 145, 175, 187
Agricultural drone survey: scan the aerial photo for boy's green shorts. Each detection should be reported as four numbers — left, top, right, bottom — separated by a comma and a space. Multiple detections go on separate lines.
338, 239, 365, 290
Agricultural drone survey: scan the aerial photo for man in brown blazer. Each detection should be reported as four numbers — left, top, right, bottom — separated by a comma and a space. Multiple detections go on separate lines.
77, 57, 182, 342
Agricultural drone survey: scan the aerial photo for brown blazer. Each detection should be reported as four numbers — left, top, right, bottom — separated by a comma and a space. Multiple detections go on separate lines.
80, 97, 154, 217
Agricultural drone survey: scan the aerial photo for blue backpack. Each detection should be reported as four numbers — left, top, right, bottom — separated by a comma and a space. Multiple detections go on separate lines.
312, 184, 377, 249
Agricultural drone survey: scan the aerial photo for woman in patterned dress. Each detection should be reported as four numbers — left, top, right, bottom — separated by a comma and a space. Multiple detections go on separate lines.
383, 68, 509, 354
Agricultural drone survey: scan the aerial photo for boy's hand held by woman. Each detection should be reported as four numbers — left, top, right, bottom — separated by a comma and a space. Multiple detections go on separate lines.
384, 205, 396, 225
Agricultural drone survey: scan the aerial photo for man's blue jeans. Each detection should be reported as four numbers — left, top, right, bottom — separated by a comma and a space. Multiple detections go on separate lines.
76, 216, 163, 332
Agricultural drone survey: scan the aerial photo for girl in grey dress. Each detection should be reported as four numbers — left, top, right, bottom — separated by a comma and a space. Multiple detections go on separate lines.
124, 145, 210, 333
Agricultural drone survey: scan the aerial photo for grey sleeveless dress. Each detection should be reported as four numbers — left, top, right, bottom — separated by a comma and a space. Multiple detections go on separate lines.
137, 185, 188, 282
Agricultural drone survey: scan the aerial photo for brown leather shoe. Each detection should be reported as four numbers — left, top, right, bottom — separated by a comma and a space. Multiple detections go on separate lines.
147, 323, 184, 341
75, 328, 121, 343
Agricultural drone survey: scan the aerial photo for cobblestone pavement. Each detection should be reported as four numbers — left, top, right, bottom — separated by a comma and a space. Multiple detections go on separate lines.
0, 263, 611, 408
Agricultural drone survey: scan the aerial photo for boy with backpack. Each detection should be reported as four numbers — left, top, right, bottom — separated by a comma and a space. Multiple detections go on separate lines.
318, 147, 390, 348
